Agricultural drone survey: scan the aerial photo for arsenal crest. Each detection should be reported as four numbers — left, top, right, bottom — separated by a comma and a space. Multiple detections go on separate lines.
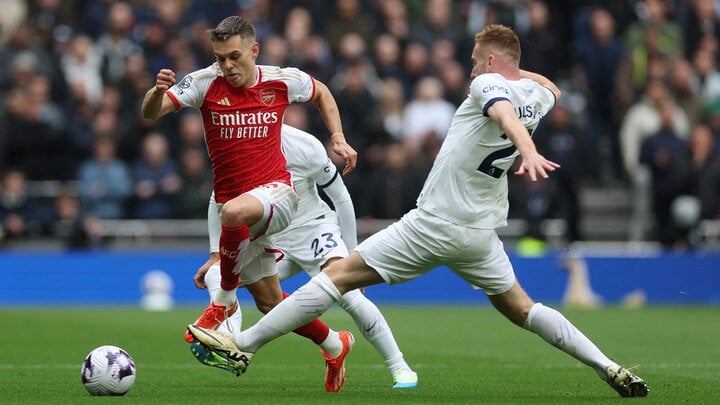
259, 88, 276, 106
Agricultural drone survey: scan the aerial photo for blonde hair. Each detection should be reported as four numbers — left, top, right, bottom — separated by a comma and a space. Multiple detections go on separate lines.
474, 24, 521, 63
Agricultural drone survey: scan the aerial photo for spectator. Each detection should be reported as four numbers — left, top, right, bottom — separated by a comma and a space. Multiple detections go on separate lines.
691, 47, 720, 105
77, 136, 132, 220
0, 0, 27, 47
639, 101, 692, 247
437, 60, 470, 107
283, 7, 314, 66
175, 111, 206, 158
409, 0, 462, 49
238, 0, 275, 42
0, 168, 45, 243
363, 142, 426, 219
164, 36, 199, 79
401, 76, 455, 158
702, 99, 720, 142
186, 17, 216, 65
330, 60, 379, 153
377, 77, 406, 141
620, 78, 690, 181
129, 131, 181, 219
398, 41, 432, 98
187, 0, 244, 31
49, 187, 106, 250
534, 103, 591, 242
325, 0, 377, 56
116, 53, 168, 158
685, 124, 720, 220
429, 38, 457, 75
680, 0, 720, 61
466, 0, 525, 36
2, 83, 63, 180
175, 147, 213, 219
620, 78, 690, 241
255, 33, 290, 66
374, 0, 410, 41
519, 0, 568, 80
616, 0, 683, 108
622, 0, 684, 60
372, 34, 404, 81
96, 1, 143, 88
138, 19, 172, 76
298, 35, 336, 84
60, 34, 104, 107
334, 32, 370, 69
669, 58, 704, 128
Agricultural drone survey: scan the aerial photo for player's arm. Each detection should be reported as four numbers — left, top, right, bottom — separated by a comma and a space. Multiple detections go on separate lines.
141, 68, 179, 120
487, 100, 560, 181
310, 79, 358, 175
519, 69, 562, 102
320, 172, 358, 250
194, 192, 222, 289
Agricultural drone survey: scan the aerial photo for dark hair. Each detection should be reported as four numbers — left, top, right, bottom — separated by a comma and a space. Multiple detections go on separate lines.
208, 16, 256, 42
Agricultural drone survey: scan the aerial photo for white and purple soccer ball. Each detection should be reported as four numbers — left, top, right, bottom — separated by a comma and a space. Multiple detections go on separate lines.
81, 345, 136, 396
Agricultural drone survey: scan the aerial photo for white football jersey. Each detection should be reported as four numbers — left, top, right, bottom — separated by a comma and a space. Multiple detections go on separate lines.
277, 125, 338, 233
416, 73, 556, 229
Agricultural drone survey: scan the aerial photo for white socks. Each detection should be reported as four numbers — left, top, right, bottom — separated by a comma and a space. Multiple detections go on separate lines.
237, 272, 339, 352
524, 303, 615, 378
339, 289, 409, 372
206, 264, 242, 332
213, 286, 238, 308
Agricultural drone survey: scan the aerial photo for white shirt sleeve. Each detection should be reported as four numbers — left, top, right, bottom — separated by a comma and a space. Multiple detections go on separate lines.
318, 169, 357, 250
207, 192, 222, 253
168, 65, 217, 109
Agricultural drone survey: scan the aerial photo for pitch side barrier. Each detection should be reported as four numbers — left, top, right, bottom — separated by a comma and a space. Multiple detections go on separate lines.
0, 250, 718, 306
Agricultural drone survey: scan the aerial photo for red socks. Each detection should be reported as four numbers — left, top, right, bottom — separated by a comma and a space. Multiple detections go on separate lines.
219, 224, 250, 290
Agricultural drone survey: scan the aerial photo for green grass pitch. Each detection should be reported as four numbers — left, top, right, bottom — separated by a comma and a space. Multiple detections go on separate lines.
1, 305, 718, 404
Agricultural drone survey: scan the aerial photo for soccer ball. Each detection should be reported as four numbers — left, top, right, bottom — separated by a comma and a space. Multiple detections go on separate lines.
81, 345, 136, 396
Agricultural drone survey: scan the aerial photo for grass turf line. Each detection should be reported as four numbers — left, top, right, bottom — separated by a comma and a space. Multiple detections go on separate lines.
0, 306, 718, 404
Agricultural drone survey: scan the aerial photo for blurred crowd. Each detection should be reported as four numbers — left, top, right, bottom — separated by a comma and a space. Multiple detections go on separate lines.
1, 0, 720, 250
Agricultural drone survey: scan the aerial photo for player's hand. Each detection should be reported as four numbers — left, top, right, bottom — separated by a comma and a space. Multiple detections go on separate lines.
331, 135, 358, 175
155, 68, 176, 91
514, 153, 560, 181
193, 254, 219, 289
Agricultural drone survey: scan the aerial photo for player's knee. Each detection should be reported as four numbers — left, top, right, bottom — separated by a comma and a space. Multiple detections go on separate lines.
221, 200, 251, 226
254, 296, 281, 313
220, 201, 242, 223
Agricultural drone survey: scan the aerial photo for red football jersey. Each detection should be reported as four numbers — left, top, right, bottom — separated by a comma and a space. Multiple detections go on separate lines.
167, 64, 316, 203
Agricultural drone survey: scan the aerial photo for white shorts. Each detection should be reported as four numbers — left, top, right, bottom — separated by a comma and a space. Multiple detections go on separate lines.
236, 182, 298, 285
355, 208, 516, 295
275, 216, 349, 280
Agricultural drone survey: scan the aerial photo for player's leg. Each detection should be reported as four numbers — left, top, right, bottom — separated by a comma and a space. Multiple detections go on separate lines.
190, 211, 429, 382
277, 256, 303, 282
215, 193, 262, 302
452, 227, 615, 373
186, 194, 260, 337
451, 227, 648, 396
224, 251, 376, 355
215, 182, 297, 307
338, 288, 417, 388
245, 272, 346, 356
488, 281, 617, 373
188, 254, 368, 388
488, 282, 648, 396
188, 263, 243, 374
